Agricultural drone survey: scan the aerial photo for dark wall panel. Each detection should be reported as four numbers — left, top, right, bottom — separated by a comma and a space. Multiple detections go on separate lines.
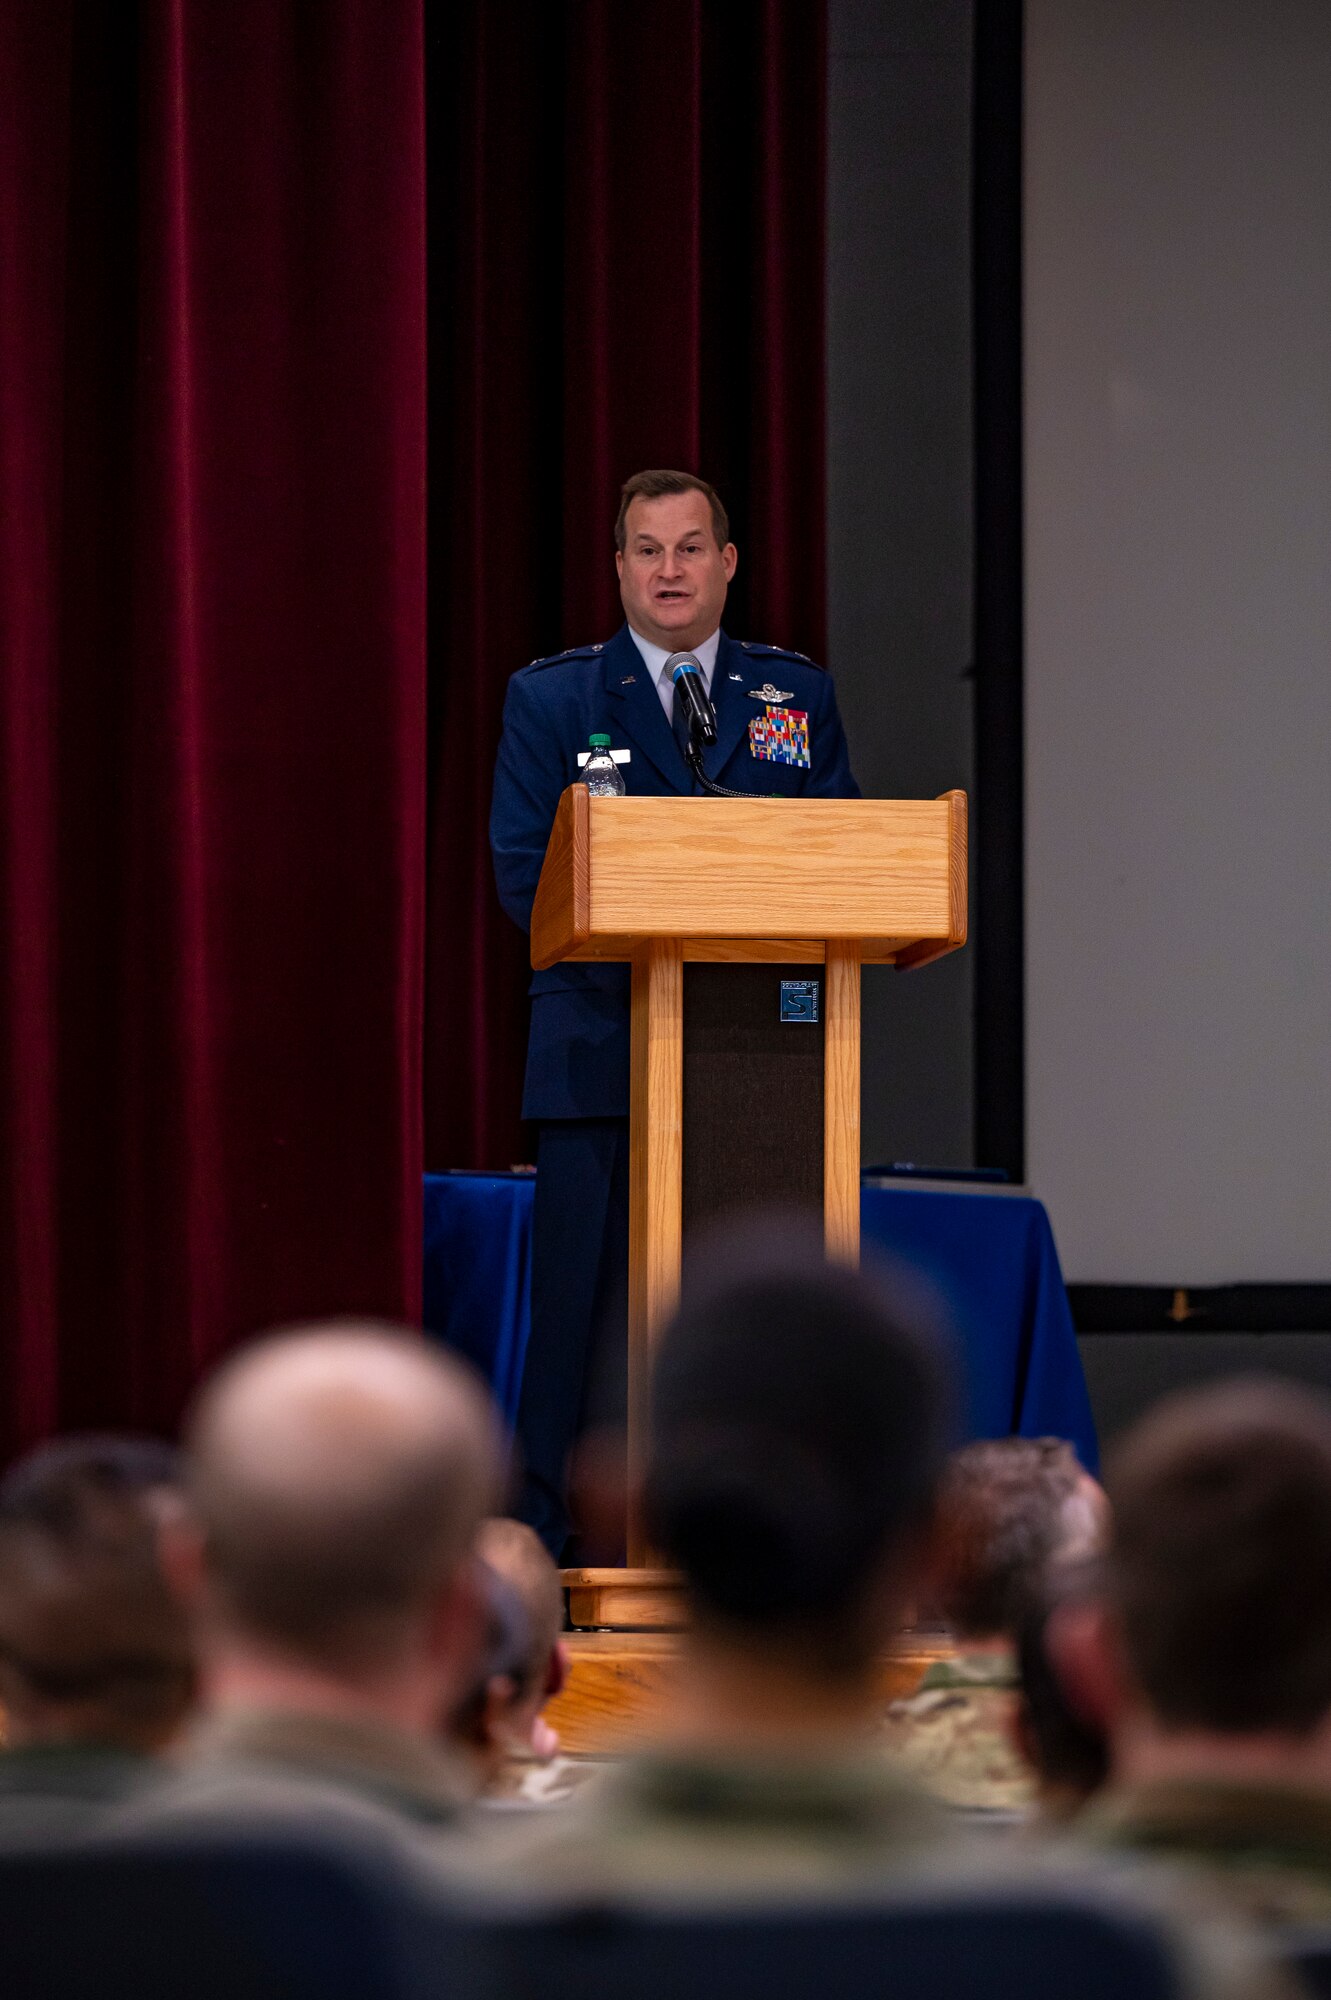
827, 0, 976, 1170
1081, 1333, 1331, 1451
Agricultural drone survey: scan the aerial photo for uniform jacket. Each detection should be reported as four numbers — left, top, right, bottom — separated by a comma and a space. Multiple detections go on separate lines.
465, 1746, 949, 1902
113, 1708, 472, 1844
0, 1744, 159, 1847
1081, 1776, 1331, 1929
490, 623, 860, 1120
881, 1650, 1036, 1818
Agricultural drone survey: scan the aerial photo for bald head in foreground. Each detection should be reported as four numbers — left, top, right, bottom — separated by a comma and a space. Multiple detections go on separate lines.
132, 1321, 502, 1840
184, 1322, 497, 1678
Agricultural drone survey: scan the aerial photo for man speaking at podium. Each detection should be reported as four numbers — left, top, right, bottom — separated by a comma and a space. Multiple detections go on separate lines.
491, 469, 860, 1559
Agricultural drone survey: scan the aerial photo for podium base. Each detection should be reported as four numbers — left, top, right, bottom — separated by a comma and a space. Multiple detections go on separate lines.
544, 1629, 954, 1756
562, 1567, 687, 1631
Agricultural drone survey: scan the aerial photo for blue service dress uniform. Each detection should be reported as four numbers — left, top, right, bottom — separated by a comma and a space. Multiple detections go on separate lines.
490, 622, 860, 1556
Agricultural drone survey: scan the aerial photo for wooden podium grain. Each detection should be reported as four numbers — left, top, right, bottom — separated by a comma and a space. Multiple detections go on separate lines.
530, 786, 968, 1626
546, 1629, 956, 1756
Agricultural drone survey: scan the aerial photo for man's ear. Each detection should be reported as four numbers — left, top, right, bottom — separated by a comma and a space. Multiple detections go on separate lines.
156, 1498, 207, 1612
425, 1557, 488, 1697
1047, 1598, 1129, 1734
721, 541, 738, 581
481, 1674, 518, 1748
615, 549, 624, 580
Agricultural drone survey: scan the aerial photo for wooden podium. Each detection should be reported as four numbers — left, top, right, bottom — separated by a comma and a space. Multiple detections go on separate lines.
530, 786, 968, 1628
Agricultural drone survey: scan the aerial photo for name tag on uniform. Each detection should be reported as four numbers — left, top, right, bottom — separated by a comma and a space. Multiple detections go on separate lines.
576, 748, 631, 766
748, 706, 809, 768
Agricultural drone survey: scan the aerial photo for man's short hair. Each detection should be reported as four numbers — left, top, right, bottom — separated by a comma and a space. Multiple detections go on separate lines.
645, 1219, 950, 1672
0, 1436, 192, 1734
1106, 1377, 1331, 1735
614, 469, 730, 552
185, 1322, 497, 1673
935, 1436, 1101, 1641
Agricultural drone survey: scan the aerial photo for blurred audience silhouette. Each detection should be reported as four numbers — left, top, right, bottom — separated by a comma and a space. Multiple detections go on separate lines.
1060, 1376, 1331, 1928
119, 1320, 499, 1852
453, 1517, 576, 1805
885, 1435, 1107, 1820
1014, 1560, 1110, 1824
476, 1222, 964, 1897
0, 1436, 191, 1840
0, 1283, 1322, 2000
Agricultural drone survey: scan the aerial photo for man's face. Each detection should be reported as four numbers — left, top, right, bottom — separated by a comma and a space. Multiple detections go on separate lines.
616, 490, 738, 652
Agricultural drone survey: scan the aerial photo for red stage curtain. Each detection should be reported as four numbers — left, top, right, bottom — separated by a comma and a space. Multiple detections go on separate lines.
0, 2, 426, 1452
424, 0, 828, 1171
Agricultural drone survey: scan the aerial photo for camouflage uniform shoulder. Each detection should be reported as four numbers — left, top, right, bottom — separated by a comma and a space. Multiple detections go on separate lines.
914, 1651, 1019, 1693
735, 639, 824, 670
1079, 1779, 1331, 1929
512, 642, 607, 682
481, 1754, 610, 1810
883, 1677, 1034, 1814
461, 1749, 952, 1903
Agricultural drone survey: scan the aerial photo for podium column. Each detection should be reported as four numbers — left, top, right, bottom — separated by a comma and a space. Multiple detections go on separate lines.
824, 940, 862, 1265
626, 936, 683, 1566
533, 789, 968, 1625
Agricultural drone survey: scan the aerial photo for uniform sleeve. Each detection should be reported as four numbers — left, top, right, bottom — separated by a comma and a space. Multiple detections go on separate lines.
489, 672, 568, 933
806, 670, 861, 799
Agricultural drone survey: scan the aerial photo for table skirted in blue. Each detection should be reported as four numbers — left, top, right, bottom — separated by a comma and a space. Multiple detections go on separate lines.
423, 1175, 1098, 1472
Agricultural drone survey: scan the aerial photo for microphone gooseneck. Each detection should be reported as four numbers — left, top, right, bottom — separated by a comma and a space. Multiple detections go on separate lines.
686, 749, 751, 799
664, 651, 753, 798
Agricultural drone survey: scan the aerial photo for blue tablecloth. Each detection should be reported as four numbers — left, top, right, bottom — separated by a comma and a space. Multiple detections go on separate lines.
423, 1175, 1098, 1471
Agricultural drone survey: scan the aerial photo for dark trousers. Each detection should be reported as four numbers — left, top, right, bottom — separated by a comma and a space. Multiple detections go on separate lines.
514, 1117, 630, 1560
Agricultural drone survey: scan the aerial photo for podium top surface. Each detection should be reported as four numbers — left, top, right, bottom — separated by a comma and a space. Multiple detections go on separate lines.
530, 787, 967, 970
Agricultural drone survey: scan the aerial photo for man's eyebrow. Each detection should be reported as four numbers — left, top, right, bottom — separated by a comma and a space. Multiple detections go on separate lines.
632, 526, 710, 548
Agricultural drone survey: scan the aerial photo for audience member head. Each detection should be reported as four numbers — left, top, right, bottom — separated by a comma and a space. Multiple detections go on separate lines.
1061, 1377, 1331, 1785
170, 1322, 500, 1732
933, 1436, 1107, 1646
450, 1519, 566, 1785
1015, 1561, 1110, 1819
0, 1436, 192, 1752
644, 1219, 952, 1703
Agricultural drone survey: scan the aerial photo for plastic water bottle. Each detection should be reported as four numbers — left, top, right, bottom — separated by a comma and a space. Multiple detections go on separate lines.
582, 733, 626, 795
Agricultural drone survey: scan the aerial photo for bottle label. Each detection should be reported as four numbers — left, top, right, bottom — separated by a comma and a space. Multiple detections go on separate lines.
576, 749, 631, 766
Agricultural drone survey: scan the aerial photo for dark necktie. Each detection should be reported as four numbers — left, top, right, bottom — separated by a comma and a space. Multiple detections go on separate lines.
671, 681, 693, 759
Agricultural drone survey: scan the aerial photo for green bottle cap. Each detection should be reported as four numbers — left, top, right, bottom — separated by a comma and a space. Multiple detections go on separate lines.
588, 733, 611, 749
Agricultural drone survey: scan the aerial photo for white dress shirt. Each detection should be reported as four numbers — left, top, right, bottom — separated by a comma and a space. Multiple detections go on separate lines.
626, 627, 721, 723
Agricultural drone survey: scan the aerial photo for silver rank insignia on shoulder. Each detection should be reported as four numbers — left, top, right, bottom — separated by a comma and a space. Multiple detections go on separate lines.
747, 681, 794, 703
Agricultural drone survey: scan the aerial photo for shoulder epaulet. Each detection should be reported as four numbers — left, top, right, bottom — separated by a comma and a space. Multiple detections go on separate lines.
738, 640, 821, 669
520, 642, 604, 672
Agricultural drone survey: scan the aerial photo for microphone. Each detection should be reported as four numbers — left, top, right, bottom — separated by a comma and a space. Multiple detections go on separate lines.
667, 653, 717, 747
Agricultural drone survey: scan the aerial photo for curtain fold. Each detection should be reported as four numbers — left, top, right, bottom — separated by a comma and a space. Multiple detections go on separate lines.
0, 0, 825, 1446
0, 1, 426, 1452
424, 0, 828, 1172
